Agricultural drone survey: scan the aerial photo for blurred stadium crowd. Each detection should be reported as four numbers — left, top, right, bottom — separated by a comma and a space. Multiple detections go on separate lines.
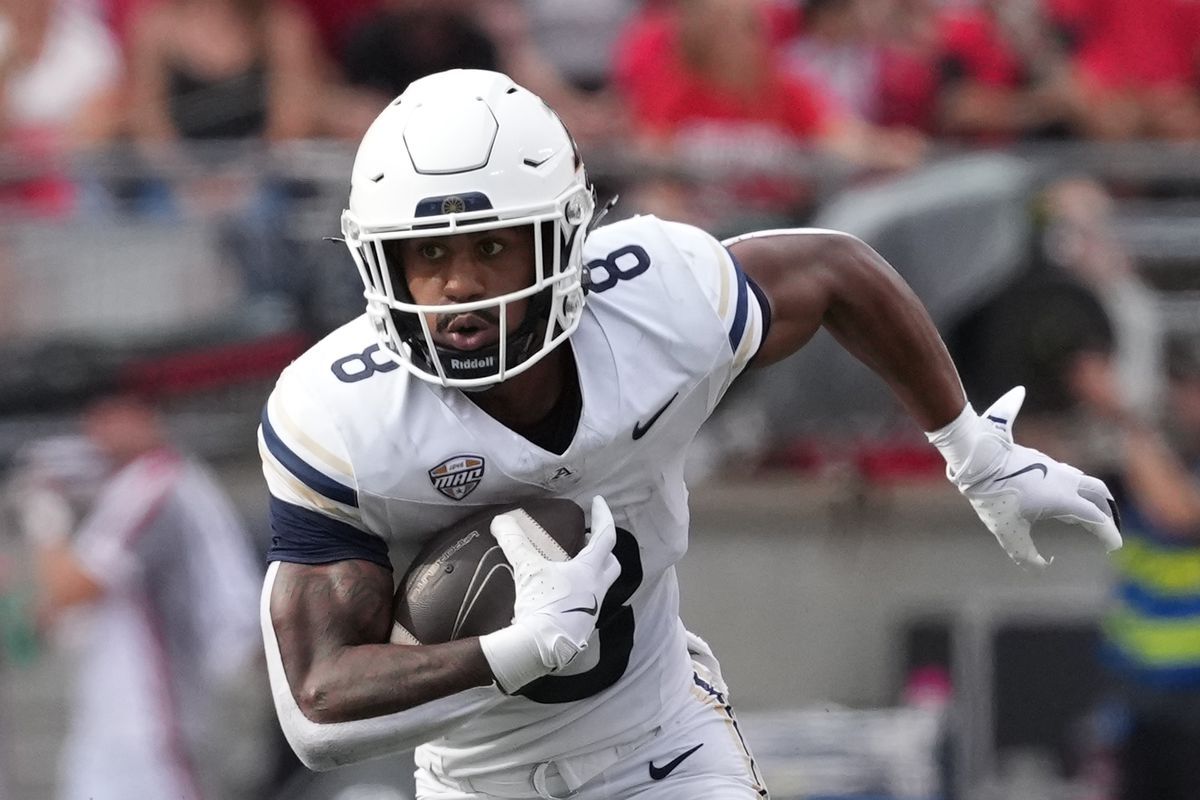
3, 0, 1200, 799
3, 0, 1200, 416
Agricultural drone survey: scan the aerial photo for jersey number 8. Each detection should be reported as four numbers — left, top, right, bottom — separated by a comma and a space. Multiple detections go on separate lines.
585, 245, 650, 294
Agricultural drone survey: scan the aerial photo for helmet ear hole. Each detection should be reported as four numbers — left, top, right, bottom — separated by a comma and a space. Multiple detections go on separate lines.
380, 240, 411, 302
538, 223, 561, 282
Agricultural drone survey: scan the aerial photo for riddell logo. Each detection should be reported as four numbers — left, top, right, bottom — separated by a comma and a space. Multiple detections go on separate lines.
450, 356, 495, 370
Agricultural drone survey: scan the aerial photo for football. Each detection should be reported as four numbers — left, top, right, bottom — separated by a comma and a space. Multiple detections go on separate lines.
390, 498, 587, 645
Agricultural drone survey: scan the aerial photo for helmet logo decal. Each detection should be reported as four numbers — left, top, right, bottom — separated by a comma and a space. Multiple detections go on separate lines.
428, 454, 486, 500
414, 192, 493, 218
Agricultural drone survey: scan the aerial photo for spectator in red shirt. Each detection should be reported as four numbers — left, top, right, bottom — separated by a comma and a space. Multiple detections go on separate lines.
874, 0, 941, 132
782, 0, 937, 135
934, 0, 1081, 141
616, 0, 924, 170
1067, 0, 1200, 140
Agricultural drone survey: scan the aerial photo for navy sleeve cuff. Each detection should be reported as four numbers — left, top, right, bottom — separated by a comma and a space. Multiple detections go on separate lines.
266, 497, 391, 570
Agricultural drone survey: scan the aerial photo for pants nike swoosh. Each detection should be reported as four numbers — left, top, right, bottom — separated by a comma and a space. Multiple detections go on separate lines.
649, 743, 704, 780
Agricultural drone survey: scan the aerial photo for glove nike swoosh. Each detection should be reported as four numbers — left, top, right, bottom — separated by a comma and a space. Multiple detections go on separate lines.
995, 463, 1048, 482
564, 594, 599, 615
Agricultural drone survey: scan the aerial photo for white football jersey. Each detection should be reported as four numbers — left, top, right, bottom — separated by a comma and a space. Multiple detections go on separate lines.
259, 215, 768, 780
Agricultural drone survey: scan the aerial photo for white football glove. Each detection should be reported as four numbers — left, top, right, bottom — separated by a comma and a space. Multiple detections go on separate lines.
479, 496, 621, 693
927, 386, 1123, 568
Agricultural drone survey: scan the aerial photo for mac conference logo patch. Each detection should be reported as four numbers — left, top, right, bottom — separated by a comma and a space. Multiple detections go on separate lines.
441, 195, 467, 214
428, 454, 485, 500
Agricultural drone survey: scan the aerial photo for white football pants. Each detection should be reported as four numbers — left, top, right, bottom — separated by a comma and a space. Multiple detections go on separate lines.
415, 665, 768, 800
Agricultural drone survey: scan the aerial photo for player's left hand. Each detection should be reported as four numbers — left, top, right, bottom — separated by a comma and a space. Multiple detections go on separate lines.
480, 497, 620, 693
931, 386, 1123, 568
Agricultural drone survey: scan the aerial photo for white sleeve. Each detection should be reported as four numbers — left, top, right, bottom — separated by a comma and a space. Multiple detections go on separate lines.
657, 220, 770, 406
259, 367, 366, 532
260, 563, 505, 770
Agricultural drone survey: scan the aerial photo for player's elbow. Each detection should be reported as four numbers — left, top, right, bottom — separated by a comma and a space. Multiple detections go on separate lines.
295, 678, 341, 725
279, 692, 352, 772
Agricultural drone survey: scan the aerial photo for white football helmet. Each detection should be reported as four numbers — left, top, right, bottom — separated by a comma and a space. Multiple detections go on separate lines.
341, 69, 596, 389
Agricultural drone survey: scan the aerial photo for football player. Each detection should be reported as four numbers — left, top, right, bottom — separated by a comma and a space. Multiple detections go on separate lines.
259, 69, 1122, 799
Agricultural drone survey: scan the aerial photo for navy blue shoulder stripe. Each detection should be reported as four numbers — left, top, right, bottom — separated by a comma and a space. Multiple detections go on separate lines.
267, 497, 390, 570
746, 274, 772, 351
261, 404, 358, 508
727, 253, 749, 351
724, 249, 771, 353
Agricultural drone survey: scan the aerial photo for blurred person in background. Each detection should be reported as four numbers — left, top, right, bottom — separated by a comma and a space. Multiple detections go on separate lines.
947, 234, 1112, 426
1040, 177, 1164, 419
475, 0, 624, 145
1069, 339, 1200, 800
782, 0, 924, 131
124, 0, 329, 328
126, 0, 322, 145
1065, 0, 1200, 140
8, 391, 269, 800
337, 0, 621, 145
340, 0, 503, 114
0, 0, 122, 215
947, 176, 1162, 445
522, 0, 640, 92
613, 0, 924, 228
275, 0, 378, 64
933, 0, 1083, 142
871, 0, 941, 132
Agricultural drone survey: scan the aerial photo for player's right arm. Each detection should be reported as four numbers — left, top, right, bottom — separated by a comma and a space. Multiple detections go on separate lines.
259, 368, 618, 769
263, 558, 515, 770
266, 559, 495, 722
259, 373, 505, 768
263, 547, 617, 771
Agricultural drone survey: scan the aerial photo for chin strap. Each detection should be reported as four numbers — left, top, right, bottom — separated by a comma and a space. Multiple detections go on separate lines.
392, 287, 553, 383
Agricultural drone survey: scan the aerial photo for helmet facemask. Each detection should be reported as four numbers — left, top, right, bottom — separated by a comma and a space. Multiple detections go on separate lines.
342, 185, 594, 389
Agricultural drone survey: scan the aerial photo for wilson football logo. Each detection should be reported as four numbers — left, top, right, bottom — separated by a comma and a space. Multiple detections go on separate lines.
428, 455, 486, 500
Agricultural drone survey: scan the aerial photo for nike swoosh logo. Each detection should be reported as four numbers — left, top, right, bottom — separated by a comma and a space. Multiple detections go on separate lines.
564, 594, 598, 615
995, 462, 1048, 482
633, 393, 679, 440
1107, 498, 1122, 532
649, 743, 704, 780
